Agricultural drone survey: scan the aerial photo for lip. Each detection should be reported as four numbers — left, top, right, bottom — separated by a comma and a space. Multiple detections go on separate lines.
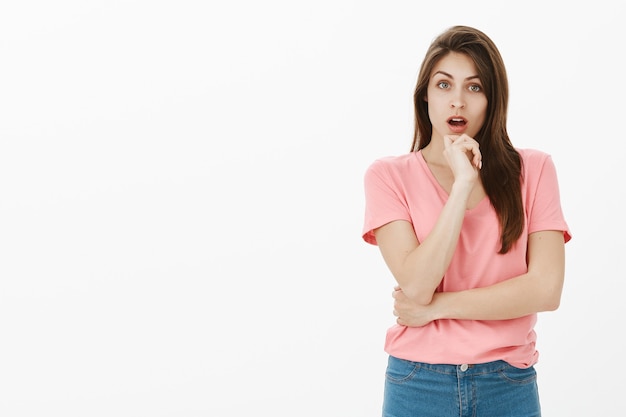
447, 116, 468, 123
447, 116, 468, 134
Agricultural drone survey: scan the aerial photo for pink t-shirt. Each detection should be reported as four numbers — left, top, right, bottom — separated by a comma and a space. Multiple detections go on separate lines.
362, 148, 571, 368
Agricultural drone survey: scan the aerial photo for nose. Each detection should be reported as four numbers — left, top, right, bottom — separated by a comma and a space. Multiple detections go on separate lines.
450, 98, 465, 109
450, 91, 465, 109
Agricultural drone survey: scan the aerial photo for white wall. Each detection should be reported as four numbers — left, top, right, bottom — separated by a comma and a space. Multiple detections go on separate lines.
0, 1, 622, 416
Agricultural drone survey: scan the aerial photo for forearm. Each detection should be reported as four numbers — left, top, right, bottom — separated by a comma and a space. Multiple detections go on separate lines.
399, 182, 472, 304
432, 272, 563, 321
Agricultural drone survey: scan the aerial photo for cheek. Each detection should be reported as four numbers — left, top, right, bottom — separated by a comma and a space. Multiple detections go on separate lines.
425, 95, 444, 114
471, 112, 487, 135
473, 100, 488, 121
426, 102, 443, 123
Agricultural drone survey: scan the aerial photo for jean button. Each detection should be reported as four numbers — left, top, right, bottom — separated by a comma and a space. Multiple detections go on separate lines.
460, 364, 469, 372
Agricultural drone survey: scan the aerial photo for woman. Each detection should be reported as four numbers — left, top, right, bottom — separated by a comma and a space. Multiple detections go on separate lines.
362, 26, 571, 416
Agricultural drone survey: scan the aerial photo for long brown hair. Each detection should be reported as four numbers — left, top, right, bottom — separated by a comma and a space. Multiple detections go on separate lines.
411, 26, 523, 253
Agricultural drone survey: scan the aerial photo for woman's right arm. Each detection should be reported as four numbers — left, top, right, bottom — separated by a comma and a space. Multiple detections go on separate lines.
374, 135, 480, 305
374, 181, 472, 305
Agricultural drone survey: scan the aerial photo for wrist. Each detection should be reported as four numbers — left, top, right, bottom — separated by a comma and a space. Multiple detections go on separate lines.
450, 180, 475, 196
431, 292, 453, 320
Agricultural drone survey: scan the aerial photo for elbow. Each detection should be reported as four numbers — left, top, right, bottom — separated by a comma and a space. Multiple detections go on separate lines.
537, 279, 563, 312
541, 291, 562, 312
393, 269, 441, 306
541, 297, 560, 312
415, 293, 435, 306
528, 269, 564, 312
402, 286, 434, 306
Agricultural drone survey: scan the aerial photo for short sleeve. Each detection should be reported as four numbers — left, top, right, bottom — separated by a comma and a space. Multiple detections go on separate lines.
362, 159, 411, 245
526, 154, 572, 243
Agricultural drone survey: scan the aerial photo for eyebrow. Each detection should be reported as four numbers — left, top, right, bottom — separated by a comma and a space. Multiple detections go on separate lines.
432, 70, 480, 81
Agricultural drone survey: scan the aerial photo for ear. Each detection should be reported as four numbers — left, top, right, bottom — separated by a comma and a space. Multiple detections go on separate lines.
423, 95, 428, 102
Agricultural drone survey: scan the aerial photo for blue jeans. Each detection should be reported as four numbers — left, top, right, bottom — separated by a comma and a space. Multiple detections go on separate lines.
382, 355, 541, 417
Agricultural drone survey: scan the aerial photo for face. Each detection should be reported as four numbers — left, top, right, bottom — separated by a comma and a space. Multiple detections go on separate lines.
425, 52, 487, 141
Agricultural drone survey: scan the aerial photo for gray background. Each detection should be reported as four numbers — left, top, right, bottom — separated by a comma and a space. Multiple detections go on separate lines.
1, 1, 622, 416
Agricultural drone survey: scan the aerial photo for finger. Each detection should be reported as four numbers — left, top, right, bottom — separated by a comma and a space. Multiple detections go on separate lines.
465, 145, 482, 169
470, 146, 482, 169
443, 135, 457, 148
458, 141, 482, 169
446, 134, 481, 169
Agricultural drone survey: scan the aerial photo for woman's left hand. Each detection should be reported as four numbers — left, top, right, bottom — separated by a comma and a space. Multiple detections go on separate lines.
392, 285, 437, 327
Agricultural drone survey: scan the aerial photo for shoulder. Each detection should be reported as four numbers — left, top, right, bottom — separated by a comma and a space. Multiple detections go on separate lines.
516, 148, 562, 190
517, 148, 551, 165
365, 153, 418, 176
364, 153, 422, 189
516, 148, 556, 175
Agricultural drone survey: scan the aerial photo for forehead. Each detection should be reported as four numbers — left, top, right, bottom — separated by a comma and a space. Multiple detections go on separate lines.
431, 52, 478, 78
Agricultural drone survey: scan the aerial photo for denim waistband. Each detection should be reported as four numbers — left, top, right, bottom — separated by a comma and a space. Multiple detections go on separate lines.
409, 359, 516, 376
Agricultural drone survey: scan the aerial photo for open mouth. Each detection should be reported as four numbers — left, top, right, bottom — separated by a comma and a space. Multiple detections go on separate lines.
447, 117, 467, 127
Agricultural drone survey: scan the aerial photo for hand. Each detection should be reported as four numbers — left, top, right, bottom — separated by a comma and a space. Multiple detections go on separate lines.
392, 286, 437, 327
443, 134, 482, 183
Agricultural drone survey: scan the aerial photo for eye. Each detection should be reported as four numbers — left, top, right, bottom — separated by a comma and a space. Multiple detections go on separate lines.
437, 81, 450, 89
469, 84, 482, 92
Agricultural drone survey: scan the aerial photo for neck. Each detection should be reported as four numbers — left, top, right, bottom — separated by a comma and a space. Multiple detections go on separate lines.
421, 142, 446, 167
